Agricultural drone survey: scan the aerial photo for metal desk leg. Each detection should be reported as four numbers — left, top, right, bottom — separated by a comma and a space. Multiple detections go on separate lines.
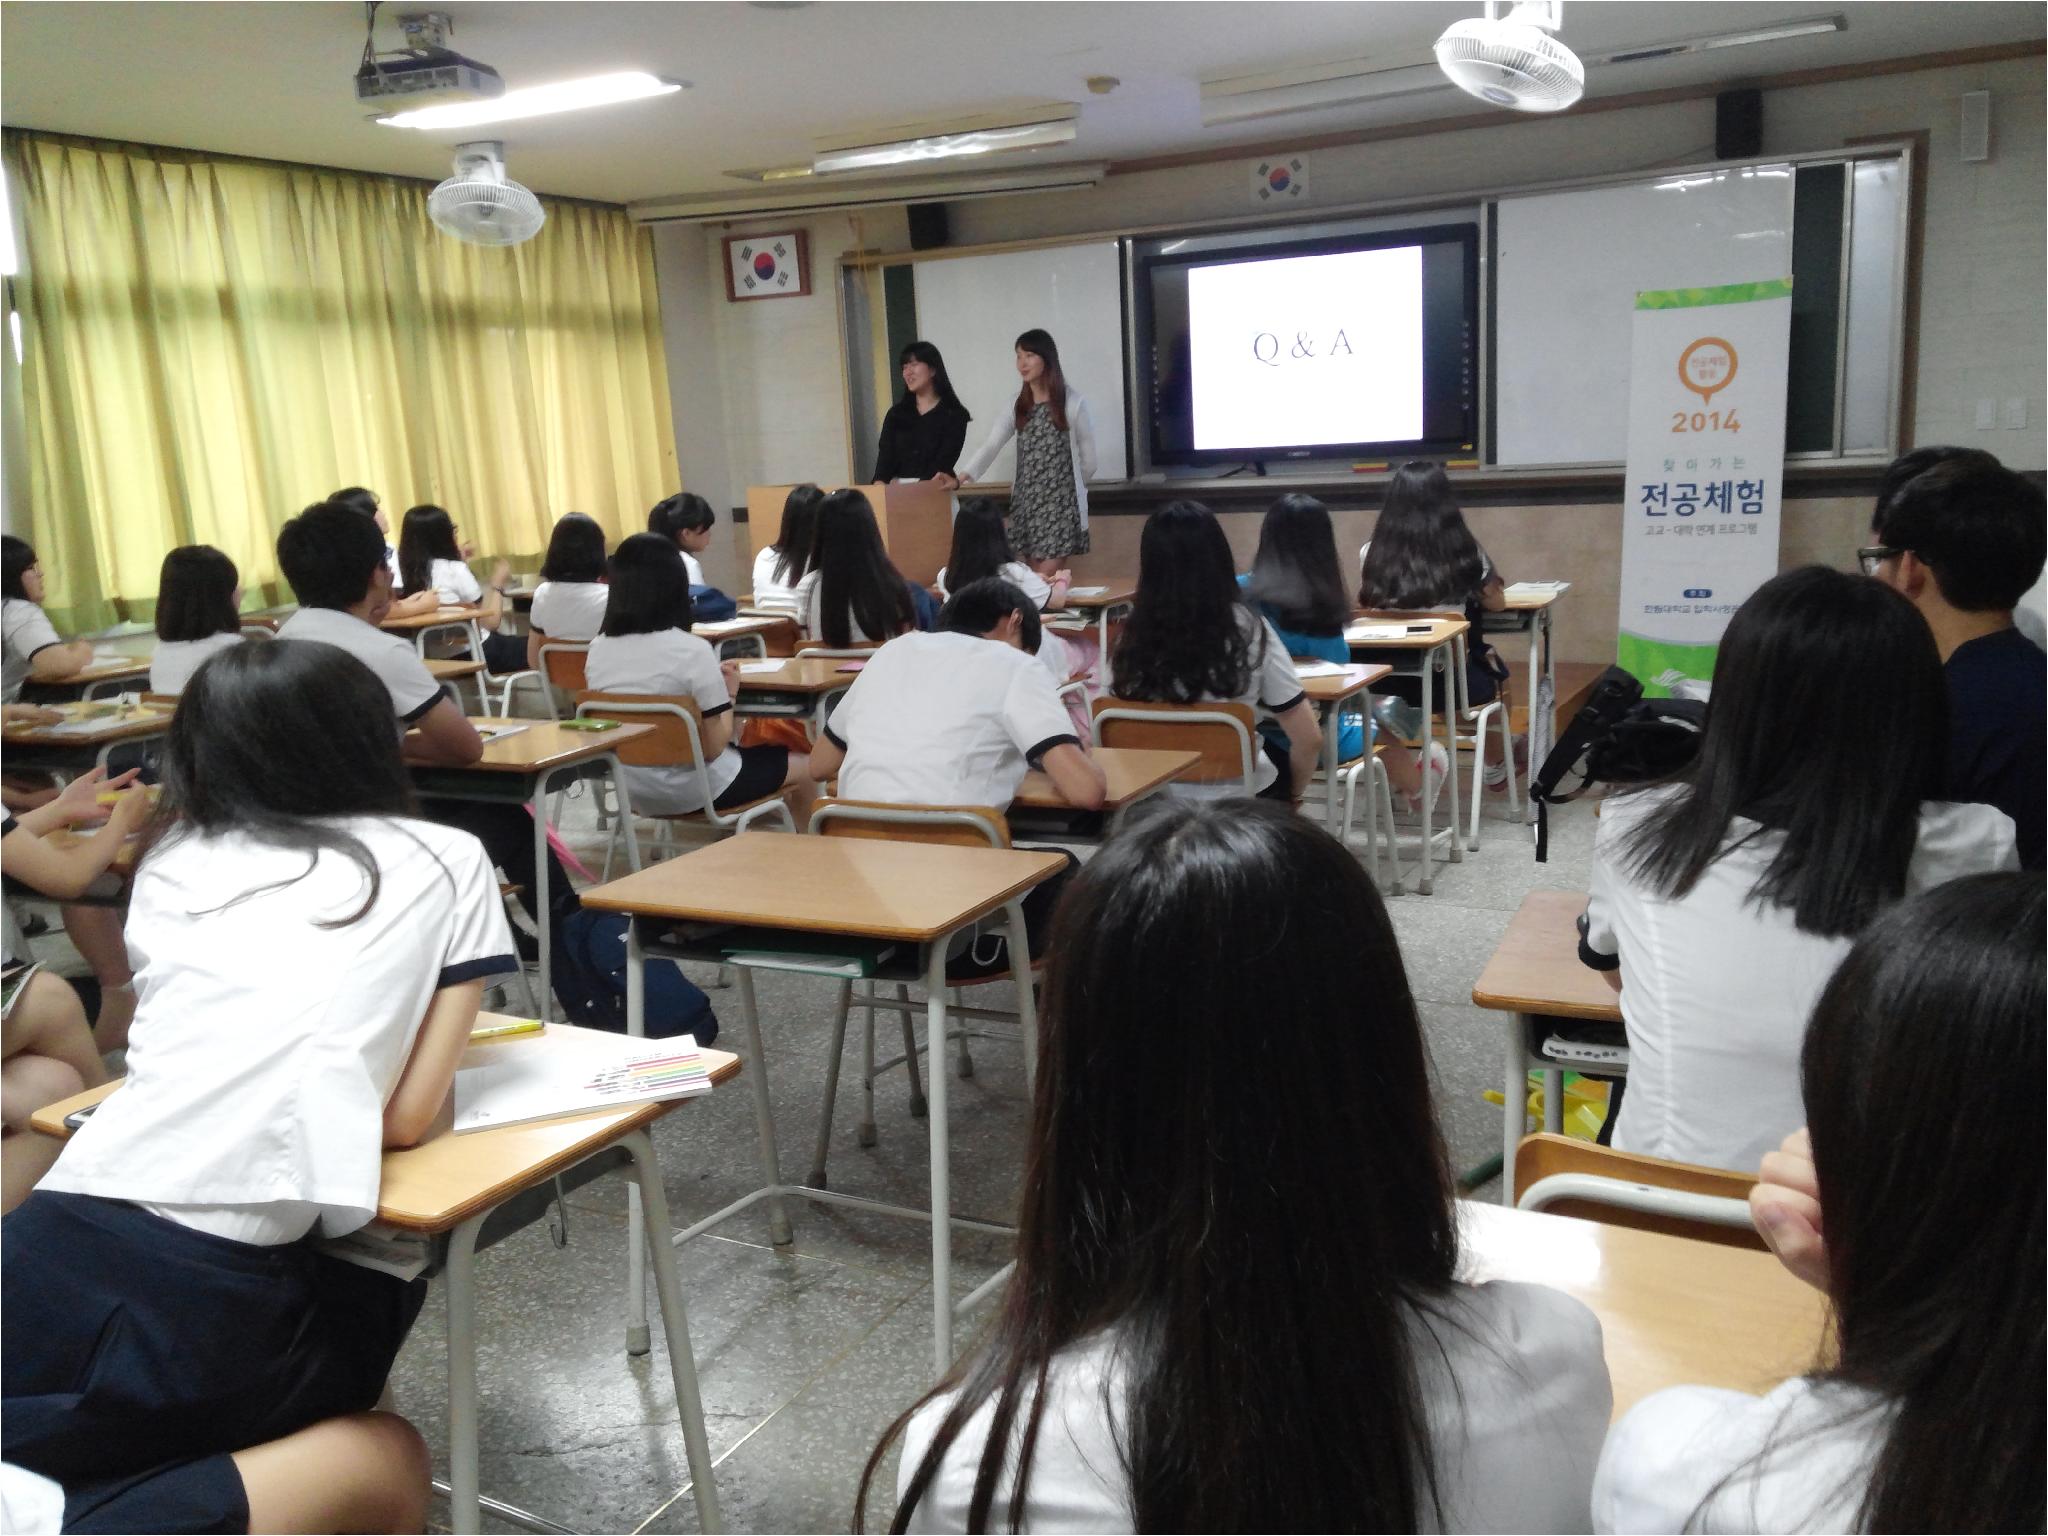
624, 920, 652, 1356
923, 938, 954, 1372
1320, 702, 1340, 836
1441, 646, 1463, 870
1417, 650, 1436, 894
618, 1128, 726, 1534
1003, 899, 1039, 1100
1498, 1009, 1561, 1206
735, 963, 794, 1246
443, 1212, 488, 1534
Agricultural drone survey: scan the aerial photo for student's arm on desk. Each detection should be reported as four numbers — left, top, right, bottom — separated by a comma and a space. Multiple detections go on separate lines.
1, 784, 149, 897
28, 639, 94, 682
807, 732, 845, 782
1041, 742, 1106, 810
385, 591, 440, 620
405, 697, 485, 766
383, 978, 486, 1148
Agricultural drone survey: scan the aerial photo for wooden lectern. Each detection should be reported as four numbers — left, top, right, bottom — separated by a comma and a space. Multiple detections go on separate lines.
745, 483, 954, 586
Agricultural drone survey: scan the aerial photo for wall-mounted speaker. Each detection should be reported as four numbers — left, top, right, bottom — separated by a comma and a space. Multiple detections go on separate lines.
1961, 91, 1992, 162
907, 202, 950, 250
1715, 89, 1763, 160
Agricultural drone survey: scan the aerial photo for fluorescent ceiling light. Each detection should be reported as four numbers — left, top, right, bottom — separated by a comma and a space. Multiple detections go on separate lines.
812, 114, 1076, 175
1201, 56, 1448, 126
1592, 13, 1845, 65
377, 70, 683, 130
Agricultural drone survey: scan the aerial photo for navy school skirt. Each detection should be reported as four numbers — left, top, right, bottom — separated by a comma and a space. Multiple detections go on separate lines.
2, 1191, 426, 1533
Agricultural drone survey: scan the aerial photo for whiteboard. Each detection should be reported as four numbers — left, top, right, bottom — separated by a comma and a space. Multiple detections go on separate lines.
1494, 167, 1795, 466
912, 242, 1128, 482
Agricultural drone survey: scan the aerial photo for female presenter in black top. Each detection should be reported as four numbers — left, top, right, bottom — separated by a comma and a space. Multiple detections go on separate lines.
872, 341, 972, 483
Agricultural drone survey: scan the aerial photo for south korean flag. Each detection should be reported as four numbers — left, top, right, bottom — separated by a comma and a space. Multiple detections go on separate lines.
1251, 156, 1309, 205
732, 237, 795, 295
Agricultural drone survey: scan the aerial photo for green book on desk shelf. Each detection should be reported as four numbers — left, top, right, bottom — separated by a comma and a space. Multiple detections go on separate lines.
720, 929, 899, 978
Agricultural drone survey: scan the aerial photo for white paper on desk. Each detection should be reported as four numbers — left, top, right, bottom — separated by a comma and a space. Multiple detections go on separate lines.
736, 661, 786, 674
474, 723, 530, 742
37, 714, 151, 737
1504, 581, 1571, 599
453, 1030, 712, 1133
89, 650, 138, 667
1064, 585, 1108, 598
1346, 624, 1425, 642
1293, 660, 1348, 678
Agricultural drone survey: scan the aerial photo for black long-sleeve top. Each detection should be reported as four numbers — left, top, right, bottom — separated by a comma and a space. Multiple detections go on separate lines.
873, 394, 971, 482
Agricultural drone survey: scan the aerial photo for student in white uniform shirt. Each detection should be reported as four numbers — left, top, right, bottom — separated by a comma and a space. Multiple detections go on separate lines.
329, 485, 434, 619
524, 512, 610, 671
2, 638, 516, 1535
0, 536, 91, 703
866, 798, 1612, 1533
585, 533, 817, 827
808, 578, 1105, 977
792, 489, 919, 647
749, 483, 823, 614
647, 491, 717, 589
275, 500, 573, 948
1105, 502, 1321, 803
935, 499, 1069, 612
148, 544, 246, 696
1594, 871, 2044, 1534
1578, 567, 2017, 1174
395, 503, 524, 674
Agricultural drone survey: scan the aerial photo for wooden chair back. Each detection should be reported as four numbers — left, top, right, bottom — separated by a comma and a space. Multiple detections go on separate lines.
747, 615, 802, 658
139, 692, 180, 712
1512, 1133, 1766, 1250
574, 692, 705, 769
1090, 696, 1258, 785
811, 798, 1011, 849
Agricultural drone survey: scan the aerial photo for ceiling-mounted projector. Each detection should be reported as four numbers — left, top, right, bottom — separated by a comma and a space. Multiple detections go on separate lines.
1435, 0, 1585, 113
354, 10, 504, 113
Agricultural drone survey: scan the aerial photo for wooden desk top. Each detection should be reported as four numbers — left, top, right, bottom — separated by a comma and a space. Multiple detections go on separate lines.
730, 657, 860, 695
1012, 746, 1197, 810
404, 718, 654, 775
426, 658, 485, 681
1500, 585, 1570, 612
3, 701, 174, 747
1058, 583, 1136, 610
1295, 661, 1391, 703
73, 650, 153, 685
1471, 890, 1622, 1022
1460, 1201, 1826, 1418
579, 831, 1068, 942
693, 616, 782, 641
382, 606, 484, 633
30, 1021, 744, 1234
1345, 614, 1471, 650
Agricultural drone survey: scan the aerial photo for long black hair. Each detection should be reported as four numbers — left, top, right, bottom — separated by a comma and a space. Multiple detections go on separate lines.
811, 489, 913, 647
539, 513, 607, 584
1792, 871, 2044, 1530
771, 484, 825, 588
861, 798, 1461, 1531
1618, 566, 1947, 937
897, 340, 968, 419
2, 534, 37, 601
142, 640, 423, 927
1247, 493, 1351, 635
943, 498, 1016, 594
396, 504, 462, 598
1110, 501, 1260, 702
155, 545, 240, 642
1359, 461, 1488, 611
601, 532, 694, 637
1012, 328, 1069, 433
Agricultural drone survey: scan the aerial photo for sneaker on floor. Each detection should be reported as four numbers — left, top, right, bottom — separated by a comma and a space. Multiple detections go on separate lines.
1403, 742, 1451, 813
1484, 756, 1511, 791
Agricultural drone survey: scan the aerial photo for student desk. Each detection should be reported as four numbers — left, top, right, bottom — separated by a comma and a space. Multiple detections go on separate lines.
2, 701, 174, 775
1459, 1201, 1825, 1418
405, 720, 653, 1023
580, 832, 1066, 1373
1044, 581, 1135, 656
32, 1022, 740, 1536
1485, 582, 1571, 817
383, 605, 487, 659
728, 656, 858, 737
426, 657, 486, 710
71, 645, 154, 700
1471, 889, 1625, 1203
1295, 662, 1392, 840
1345, 615, 1469, 894
692, 616, 781, 659
1010, 745, 1197, 834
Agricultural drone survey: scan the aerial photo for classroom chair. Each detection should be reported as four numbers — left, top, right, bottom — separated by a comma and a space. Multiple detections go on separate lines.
573, 691, 798, 878
804, 798, 1035, 1190
1512, 1132, 1765, 1251
1336, 745, 1406, 890
1448, 630, 1520, 850
1089, 697, 1261, 794
740, 613, 802, 658
480, 656, 548, 719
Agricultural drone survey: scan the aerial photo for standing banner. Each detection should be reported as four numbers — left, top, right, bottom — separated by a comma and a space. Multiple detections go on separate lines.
1617, 278, 1793, 695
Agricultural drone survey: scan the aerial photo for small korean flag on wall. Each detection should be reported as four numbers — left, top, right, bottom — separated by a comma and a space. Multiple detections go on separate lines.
1251, 155, 1309, 205
723, 230, 811, 301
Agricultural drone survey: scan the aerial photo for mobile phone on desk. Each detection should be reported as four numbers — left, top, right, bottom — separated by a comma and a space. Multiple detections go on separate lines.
63, 1104, 98, 1131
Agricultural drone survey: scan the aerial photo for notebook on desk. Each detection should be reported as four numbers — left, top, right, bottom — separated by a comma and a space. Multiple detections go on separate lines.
452, 1027, 714, 1133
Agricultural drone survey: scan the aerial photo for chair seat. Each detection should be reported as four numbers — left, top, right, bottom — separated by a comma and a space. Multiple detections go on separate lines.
649, 787, 793, 823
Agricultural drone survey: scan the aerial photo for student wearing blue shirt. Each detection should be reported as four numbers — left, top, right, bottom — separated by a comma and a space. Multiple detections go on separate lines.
1241, 494, 1437, 807
1866, 449, 2046, 870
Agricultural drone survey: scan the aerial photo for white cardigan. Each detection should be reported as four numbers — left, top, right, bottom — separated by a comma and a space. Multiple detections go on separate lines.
957, 388, 1098, 530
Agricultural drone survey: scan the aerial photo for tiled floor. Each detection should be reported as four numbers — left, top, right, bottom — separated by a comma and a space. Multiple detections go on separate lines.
22, 762, 1600, 1536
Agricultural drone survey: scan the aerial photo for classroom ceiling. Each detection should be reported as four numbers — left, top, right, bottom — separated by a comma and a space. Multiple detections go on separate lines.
3, 2, 2042, 207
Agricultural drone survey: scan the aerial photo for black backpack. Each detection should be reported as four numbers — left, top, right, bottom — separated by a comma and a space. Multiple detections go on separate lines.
550, 902, 720, 1044
1530, 665, 1707, 861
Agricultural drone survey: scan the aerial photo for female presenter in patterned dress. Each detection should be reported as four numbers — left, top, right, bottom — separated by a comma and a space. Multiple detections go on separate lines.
949, 328, 1098, 561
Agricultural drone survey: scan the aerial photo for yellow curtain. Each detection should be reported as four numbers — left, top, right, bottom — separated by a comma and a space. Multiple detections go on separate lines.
4, 130, 678, 630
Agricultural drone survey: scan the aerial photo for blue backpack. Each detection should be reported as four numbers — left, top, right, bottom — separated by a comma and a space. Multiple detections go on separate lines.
689, 584, 739, 623
549, 904, 719, 1044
